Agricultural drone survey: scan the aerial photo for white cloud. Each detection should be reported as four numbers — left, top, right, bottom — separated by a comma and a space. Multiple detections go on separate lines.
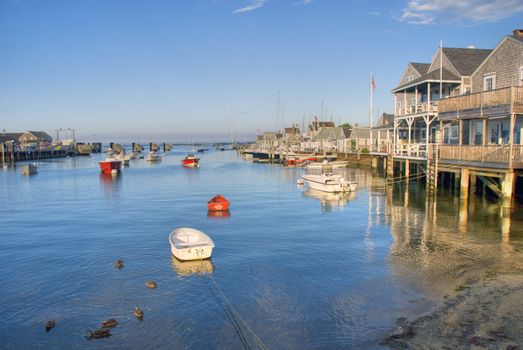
369, 11, 381, 16
399, 0, 523, 24
233, 0, 267, 13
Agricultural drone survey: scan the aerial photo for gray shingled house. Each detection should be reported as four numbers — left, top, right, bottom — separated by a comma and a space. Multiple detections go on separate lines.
438, 29, 523, 169
391, 45, 491, 158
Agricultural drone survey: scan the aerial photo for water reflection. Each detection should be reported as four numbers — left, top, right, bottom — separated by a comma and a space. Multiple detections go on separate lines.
171, 256, 215, 276
303, 189, 356, 212
207, 210, 231, 218
99, 172, 122, 198
384, 182, 523, 299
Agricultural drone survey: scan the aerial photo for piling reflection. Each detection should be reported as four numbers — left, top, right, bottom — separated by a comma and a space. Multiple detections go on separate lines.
171, 256, 215, 276
382, 182, 523, 299
303, 189, 356, 212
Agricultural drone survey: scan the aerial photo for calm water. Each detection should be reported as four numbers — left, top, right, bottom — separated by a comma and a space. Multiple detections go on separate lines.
1, 148, 523, 349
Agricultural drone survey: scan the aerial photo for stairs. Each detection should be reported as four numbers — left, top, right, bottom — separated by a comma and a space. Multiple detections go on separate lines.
426, 145, 438, 194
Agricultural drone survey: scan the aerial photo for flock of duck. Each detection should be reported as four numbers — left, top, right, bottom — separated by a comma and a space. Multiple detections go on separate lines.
44, 259, 156, 340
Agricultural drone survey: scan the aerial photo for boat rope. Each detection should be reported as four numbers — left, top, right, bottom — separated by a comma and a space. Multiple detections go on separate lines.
205, 274, 268, 350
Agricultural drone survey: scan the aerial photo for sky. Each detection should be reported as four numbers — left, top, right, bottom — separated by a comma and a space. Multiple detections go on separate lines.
1, 0, 522, 142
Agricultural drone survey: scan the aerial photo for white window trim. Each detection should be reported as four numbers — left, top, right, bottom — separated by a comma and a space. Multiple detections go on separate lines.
483, 73, 496, 91
519, 66, 523, 86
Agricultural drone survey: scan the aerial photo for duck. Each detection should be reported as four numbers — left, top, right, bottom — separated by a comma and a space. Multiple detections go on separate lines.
45, 320, 55, 332
85, 329, 111, 340
100, 319, 118, 328
146, 281, 157, 289
114, 259, 124, 269
134, 305, 144, 320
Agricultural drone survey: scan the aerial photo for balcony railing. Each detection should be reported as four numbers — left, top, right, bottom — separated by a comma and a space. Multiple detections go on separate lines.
438, 86, 523, 113
396, 101, 438, 117
439, 144, 511, 165
394, 143, 427, 158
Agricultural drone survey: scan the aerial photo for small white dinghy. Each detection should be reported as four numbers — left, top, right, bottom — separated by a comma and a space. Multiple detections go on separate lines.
169, 227, 215, 261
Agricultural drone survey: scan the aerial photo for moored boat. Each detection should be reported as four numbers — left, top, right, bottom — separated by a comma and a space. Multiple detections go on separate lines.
146, 151, 162, 162
306, 160, 348, 170
182, 154, 199, 167
99, 158, 122, 174
301, 173, 356, 193
169, 227, 214, 261
207, 194, 230, 211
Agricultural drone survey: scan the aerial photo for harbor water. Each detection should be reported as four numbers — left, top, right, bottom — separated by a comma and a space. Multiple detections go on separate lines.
1, 148, 523, 349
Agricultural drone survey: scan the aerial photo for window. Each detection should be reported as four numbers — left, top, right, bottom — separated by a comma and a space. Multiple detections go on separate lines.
406, 75, 414, 83
483, 74, 496, 91
519, 66, 523, 86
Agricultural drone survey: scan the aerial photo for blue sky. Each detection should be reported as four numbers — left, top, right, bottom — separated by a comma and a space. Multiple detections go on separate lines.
1, 0, 522, 142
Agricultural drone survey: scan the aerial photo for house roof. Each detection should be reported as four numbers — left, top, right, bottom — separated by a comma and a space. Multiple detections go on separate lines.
284, 127, 300, 134
26, 131, 52, 139
0, 133, 23, 143
441, 48, 492, 76
392, 67, 460, 92
410, 63, 431, 75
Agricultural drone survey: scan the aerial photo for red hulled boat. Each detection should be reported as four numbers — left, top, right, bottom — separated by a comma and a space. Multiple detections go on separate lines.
181, 154, 199, 168
284, 156, 317, 167
208, 194, 230, 211
99, 158, 122, 174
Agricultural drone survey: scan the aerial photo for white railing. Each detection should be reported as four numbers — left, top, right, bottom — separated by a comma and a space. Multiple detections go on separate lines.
394, 143, 427, 158
396, 101, 438, 117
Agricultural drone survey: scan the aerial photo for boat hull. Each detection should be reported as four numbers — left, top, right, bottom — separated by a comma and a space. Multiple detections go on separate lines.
99, 160, 122, 174
208, 194, 230, 211
170, 245, 213, 261
182, 158, 199, 167
169, 228, 214, 261
301, 174, 356, 193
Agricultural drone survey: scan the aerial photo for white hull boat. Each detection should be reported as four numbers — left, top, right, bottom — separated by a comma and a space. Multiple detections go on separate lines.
146, 152, 162, 162
169, 227, 214, 261
306, 160, 348, 170
301, 173, 357, 193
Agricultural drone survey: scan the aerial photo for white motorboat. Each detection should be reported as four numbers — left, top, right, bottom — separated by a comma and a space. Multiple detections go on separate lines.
169, 227, 215, 261
114, 153, 131, 165
301, 173, 357, 193
146, 151, 162, 162
306, 160, 348, 170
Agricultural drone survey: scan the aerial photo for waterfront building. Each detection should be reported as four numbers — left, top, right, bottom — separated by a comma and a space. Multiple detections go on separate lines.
389, 29, 523, 206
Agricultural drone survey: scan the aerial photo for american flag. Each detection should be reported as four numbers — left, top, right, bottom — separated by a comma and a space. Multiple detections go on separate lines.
371, 74, 376, 91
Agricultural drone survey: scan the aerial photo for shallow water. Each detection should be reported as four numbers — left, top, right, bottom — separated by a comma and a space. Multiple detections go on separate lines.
1, 148, 523, 349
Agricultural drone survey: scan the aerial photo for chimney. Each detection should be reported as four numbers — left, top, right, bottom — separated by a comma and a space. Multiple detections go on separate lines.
513, 29, 523, 38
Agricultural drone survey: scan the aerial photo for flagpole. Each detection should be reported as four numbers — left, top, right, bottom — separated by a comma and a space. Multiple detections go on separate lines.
370, 72, 373, 150
370, 72, 373, 127
440, 40, 443, 100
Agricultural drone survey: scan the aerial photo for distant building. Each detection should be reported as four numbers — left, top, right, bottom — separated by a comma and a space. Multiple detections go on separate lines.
19, 131, 53, 145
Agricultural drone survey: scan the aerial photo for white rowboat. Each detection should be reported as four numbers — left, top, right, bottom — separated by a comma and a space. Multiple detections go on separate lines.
169, 227, 214, 261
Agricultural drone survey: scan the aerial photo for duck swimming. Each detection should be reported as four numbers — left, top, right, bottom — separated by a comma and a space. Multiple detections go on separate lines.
114, 259, 124, 269
85, 329, 111, 340
134, 305, 144, 320
100, 319, 118, 328
45, 320, 55, 332
146, 281, 157, 289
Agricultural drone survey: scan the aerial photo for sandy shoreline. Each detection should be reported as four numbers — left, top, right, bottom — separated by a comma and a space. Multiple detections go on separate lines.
382, 273, 523, 349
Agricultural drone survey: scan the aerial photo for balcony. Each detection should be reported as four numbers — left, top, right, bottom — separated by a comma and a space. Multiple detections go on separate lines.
438, 86, 523, 114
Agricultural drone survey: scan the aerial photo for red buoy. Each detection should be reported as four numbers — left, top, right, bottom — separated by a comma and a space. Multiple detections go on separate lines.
208, 194, 230, 211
